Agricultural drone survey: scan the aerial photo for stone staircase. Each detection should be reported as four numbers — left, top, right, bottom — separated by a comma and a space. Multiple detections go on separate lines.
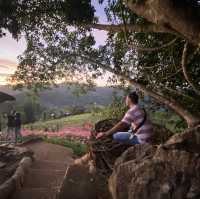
10, 141, 74, 199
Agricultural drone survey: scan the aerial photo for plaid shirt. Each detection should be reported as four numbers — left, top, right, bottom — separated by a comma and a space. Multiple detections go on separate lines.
121, 105, 153, 144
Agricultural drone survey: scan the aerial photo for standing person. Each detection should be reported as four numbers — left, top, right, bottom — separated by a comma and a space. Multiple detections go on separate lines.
0, 115, 1, 132
14, 112, 22, 143
97, 92, 153, 144
6, 112, 15, 143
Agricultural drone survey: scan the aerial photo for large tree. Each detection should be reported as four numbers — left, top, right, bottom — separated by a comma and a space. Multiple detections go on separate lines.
1, 0, 200, 127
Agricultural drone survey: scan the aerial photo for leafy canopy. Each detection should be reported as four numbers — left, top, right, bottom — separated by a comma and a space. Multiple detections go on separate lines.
1, 0, 200, 121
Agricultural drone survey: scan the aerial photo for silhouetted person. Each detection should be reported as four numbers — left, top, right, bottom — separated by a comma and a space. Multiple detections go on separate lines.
14, 112, 22, 142
6, 113, 15, 142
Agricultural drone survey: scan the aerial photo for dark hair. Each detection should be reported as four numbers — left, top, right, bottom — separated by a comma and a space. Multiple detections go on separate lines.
128, 92, 139, 104
15, 112, 21, 117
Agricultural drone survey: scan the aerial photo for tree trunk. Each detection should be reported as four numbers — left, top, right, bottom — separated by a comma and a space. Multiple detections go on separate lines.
124, 0, 200, 45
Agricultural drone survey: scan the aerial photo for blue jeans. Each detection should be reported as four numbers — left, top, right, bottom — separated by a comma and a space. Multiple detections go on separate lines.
113, 132, 140, 145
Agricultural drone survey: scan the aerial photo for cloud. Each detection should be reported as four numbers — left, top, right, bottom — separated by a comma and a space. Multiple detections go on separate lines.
0, 59, 17, 68
0, 65, 9, 69
93, 29, 108, 46
0, 59, 17, 76
0, 73, 11, 76
0, 75, 9, 85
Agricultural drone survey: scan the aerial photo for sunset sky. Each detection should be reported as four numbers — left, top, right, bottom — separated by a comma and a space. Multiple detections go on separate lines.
0, 1, 108, 85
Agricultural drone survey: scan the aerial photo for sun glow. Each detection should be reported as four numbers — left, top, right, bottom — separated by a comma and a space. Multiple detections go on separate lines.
0, 59, 17, 85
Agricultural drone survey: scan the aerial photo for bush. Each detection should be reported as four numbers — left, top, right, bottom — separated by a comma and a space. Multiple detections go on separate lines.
92, 94, 128, 121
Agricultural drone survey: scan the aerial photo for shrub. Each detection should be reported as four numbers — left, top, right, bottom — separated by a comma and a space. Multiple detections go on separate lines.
93, 94, 128, 121
44, 137, 88, 156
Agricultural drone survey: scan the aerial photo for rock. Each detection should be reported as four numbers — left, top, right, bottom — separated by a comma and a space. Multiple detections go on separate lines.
58, 164, 98, 199
164, 125, 200, 153
0, 161, 6, 168
0, 146, 34, 186
0, 156, 33, 199
109, 145, 157, 199
109, 126, 200, 199
58, 156, 113, 199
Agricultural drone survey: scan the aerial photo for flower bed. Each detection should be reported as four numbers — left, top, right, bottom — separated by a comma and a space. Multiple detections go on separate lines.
22, 125, 92, 139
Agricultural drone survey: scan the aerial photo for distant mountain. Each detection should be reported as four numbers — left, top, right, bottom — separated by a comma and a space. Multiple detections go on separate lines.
0, 85, 123, 109
0, 85, 21, 95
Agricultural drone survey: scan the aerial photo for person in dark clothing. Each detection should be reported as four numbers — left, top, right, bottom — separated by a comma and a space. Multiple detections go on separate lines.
14, 113, 22, 142
6, 114, 15, 142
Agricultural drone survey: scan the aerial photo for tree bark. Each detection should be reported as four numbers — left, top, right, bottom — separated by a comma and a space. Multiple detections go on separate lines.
124, 0, 200, 45
84, 23, 177, 35
181, 42, 200, 96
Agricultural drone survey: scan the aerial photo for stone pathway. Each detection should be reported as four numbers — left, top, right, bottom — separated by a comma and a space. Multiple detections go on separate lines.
10, 140, 74, 199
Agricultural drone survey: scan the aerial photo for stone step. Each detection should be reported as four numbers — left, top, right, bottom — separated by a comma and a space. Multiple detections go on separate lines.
11, 187, 58, 199
23, 169, 65, 188
31, 160, 69, 170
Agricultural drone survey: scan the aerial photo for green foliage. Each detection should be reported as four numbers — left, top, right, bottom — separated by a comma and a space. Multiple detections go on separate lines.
150, 111, 187, 133
2, 0, 199, 126
44, 137, 88, 156
0, 0, 21, 38
61, 0, 95, 24
0, 0, 60, 38
92, 91, 128, 121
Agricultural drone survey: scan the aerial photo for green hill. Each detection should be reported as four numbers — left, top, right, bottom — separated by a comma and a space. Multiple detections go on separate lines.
0, 84, 123, 110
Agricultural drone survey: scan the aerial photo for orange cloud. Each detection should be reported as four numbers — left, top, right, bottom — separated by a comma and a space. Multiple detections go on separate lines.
0, 58, 17, 68
0, 58, 17, 77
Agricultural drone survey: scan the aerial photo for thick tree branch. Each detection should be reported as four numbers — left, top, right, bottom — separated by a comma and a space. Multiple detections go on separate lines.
127, 79, 200, 127
130, 38, 177, 52
162, 68, 182, 80
161, 85, 199, 102
84, 23, 177, 34
124, 0, 200, 45
182, 42, 200, 96
76, 53, 199, 127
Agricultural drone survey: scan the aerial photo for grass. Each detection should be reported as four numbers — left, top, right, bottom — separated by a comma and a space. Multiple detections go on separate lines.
44, 137, 88, 156
24, 110, 186, 133
24, 113, 100, 131
18, 135, 88, 156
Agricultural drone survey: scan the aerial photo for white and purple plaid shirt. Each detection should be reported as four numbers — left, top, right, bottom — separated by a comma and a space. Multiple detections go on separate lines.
121, 105, 153, 144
